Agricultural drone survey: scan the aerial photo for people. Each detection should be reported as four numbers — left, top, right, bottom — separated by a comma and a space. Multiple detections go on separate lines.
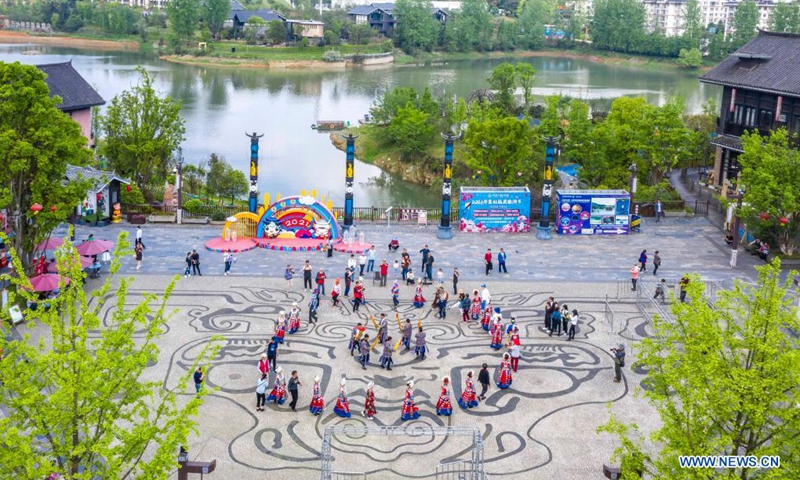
759, 241, 770, 261
497, 353, 513, 389
400, 381, 420, 421
406, 268, 416, 286
388, 236, 399, 251
725, 233, 734, 246
458, 371, 479, 409
334, 378, 351, 417
413, 279, 425, 308
309, 376, 324, 415
490, 315, 504, 350
436, 377, 453, 416
267, 366, 287, 404
362, 381, 377, 419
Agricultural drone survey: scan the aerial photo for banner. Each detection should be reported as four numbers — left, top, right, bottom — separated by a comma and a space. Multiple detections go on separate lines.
556, 190, 630, 235
459, 187, 531, 233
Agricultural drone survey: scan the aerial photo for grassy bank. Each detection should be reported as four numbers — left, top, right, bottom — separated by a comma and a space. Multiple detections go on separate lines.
0, 29, 139, 51
160, 43, 390, 68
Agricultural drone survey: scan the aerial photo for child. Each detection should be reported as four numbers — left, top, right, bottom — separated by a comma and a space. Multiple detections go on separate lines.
436, 268, 444, 285
393, 259, 400, 278
391, 280, 400, 308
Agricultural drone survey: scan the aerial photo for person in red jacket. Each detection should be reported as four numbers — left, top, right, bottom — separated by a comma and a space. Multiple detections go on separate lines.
353, 279, 365, 311
484, 248, 493, 276
379, 259, 389, 287
316, 269, 326, 295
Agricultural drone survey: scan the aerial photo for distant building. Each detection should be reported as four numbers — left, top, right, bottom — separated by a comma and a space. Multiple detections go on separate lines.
232, 9, 287, 31
642, 0, 686, 36
699, 30, 800, 186
348, 2, 448, 36
35, 61, 105, 148
287, 20, 325, 41
66, 165, 129, 221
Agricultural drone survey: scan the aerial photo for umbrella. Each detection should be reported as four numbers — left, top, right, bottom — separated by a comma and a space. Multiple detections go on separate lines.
29, 273, 70, 292
76, 239, 115, 257
37, 237, 64, 251
47, 256, 94, 273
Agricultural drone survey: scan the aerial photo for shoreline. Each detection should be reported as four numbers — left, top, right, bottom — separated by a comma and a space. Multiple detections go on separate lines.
160, 55, 349, 70
0, 30, 139, 51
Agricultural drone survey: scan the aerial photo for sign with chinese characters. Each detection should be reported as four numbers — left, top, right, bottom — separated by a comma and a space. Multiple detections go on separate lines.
458, 187, 531, 233
555, 189, 630, 235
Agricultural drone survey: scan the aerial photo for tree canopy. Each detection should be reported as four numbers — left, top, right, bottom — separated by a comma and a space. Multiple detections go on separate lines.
592, 0, 646, 53
202, 0, 230, 39
167, 0, 200, 44
393, 0, 441, 53
730, 1, 759, 51
464, 116, 538, 187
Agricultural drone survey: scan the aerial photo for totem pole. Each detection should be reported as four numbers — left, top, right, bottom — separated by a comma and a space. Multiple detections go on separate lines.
342, 133, 358, 232
536, 136, 560, 240
246, 132, 264, 214
437, 131, 461, 239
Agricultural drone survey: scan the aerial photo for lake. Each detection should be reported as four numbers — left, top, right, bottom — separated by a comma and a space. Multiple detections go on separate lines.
0, 43, 720, 207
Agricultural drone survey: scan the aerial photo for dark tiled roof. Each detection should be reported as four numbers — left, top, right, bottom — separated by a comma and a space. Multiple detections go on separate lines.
230, 0, 244, 11
700, 30, 800, 97
65, 165, 129, 192
234, 9, 286, 23
710, 134, 744, 153
372, 2, 395, 11
35, 61, 104, 112
348, 5, 379, 15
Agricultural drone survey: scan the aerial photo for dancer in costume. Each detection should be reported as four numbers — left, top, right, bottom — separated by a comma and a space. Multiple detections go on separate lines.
380, 336, 394, 370
275, 311, 287, 344
413, 278, 426, 308
400, 381, 420, 421
391, 280, 400, 308
458, 370, 479, 409
401, 319, 413, 350
267, 366, 287, 405
288, 302, 301, 334
333, 378, 351, 418
362, 381, 377, 420
505, 315, 517, 334
377, 313, 389, 343
470, 289, 481, 320
497, 353, 513, 389
480, 306, 492, 332
309, 375, 324, 415
490, 314, 504, 350
414, 326, 427, 360
349, 322, 365, 356
436, 376, 453, 416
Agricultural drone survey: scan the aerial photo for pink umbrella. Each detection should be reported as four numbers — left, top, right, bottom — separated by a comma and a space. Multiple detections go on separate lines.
76, 239, 115, 257
47, 256, 94, 273
37, 237, 64, 251
29, 273, 70, 292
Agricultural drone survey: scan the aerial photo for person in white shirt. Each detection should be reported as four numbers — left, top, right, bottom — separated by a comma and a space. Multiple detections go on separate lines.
347, 255, 357, 272
480, 284, 491, 310
567, 309, 579, 341
358, 253, 367, 276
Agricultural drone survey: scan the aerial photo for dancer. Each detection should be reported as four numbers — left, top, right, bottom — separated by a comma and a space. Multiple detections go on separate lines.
275, 311, 287, 344
353, 280, 365, 311
413, 278, 425, 308
331, 278, 341, 306
362, 381, 377, 420
480, 306, 492, 332
308, 288, 319, 324
288, 302, 301, 334
333, 378, 351, 418
414, 325, 427, 360
377, 313, 389, 343
359, 334, 371, 370
391, 280, 400, 308
497, 353, 513, 389
267, 366, 287, 405
470, 289, 481, 320
490, 314, 504, 350
458, 371, 479, 409
401, 318, 413, 350
309, 375, 324, 415
400, 381, 420, 421
436, 376, 453, 416
381, 335, 394, 370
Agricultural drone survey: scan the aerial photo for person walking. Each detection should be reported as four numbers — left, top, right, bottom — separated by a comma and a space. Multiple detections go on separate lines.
379, 260, 388, 287
612, 344, 626, 383
359, 334, 370, 370
437, 287, 449, 319
414, 326, 427, 360
135, 243, 143, 270
344, 269, 352, 297
452, 268, 459, 295
549, 307, 562, 337
480, 284, 491, 310
477, 363, 490, 400
436, 268, 444, 285
638, 250, 648, 272
458, 371, 479, 409
484, 248, 493, 275
267, 367, 286, 405
567, 309, 579, 341
308, 288, 319, 324
191, 249, 201, 276
266, 336, 279, 371
303, 260, 313, 291
655, 199, 663, 223
349, 322, 365, 356
224, 250, 236, 276
358, 252, 367, 276
679, 274, 690, 303
401, 319, 412, 350
256, 373, 269, 411
316, 269, 326, 295
425, 251, 434, 282
380, 336, 394, 370
284, 264, 295, 290
653, 279, 667, 304
135, 226, 144, 248
184, 251, 192, 277
258, 353, 270, 376
391, 280, 400, 308
498, 248, 508, 273
362, 381, 376, 420
459, 291, 470, 322
353, 280, 365, 311
630, 264, 640, 291
544, 297, 554, 331
193, 366, 204, 394
652, 250, 661, 275
331, 278, 341, 306
288, 370, 301, 412
419, 244, 430, 272
309, 376, 325, 415
367, 246, 376, 273
508, 339, 520, 372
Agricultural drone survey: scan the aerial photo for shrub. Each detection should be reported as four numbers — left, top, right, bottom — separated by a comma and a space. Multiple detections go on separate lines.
323, 50, 342, 62
183, 198, 204, 213
211, 211, 227, 221
380, 40, 393, 53
121, 184, 146, 205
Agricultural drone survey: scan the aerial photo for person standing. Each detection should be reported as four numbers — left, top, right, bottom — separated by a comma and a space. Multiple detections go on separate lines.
438, 287, 450, 319
284, 264, 295, 290
652, 250, 661, 275
334, 378, 351, 418
498, 248, 507, 273
459, 291, 470, 322
653, 279, 667, 304
380, 336, 394, 370
303, 260, 313, 291
549, 307, 562, 337
419, 244, 430, 272
344, 269, 352, 297
316, 269, 326, 295
135, 226, 144, 248
484, 248, 493, 275
630, 264, 640, 291
436, 377, 453, 416
266, 336, 279, 371
379, 260, 388, 287
326, 238, 334, 258
477, 363, 490, 400
436, 268, 444, 285
193, 366, 204, 394
458, 371, 479, 409
347, 254, 357, 272
309, 376, 324, 415
256, 373, 269, 411
184, 252, 192, 277
679, 274, 690, 303
612, 344, 626, 383
638, 250, 648, 272
655, 199, 663, 223
414, 326, 427, 360
331, 278, 341, 306
267, 367, 287, 405
470, 290, 481, 320
353, 280, 365, 311
288, 370, 301, 412
191, 249, 201, 276
544, 297, 554, 331
359, 334, 370, 369
496, 353, 513, 389
452, 268, 460, 295
135, 243, 143, 270
400, 381, 420, 421
308, 288, 319, 324
258, 353, 270, 377
425, 251, 434, 282
391, 280, 400, 308
401, 250, 411, 281
366, 246, 376, 273
480, 284, 491, 310
567, 309, 579, 341
413, 278, 426, 308
224, 250, 236, 276
362, 381, 376, 420
358, 252, 367, 276
402, 318, 412, 350
393, 259, 400, 279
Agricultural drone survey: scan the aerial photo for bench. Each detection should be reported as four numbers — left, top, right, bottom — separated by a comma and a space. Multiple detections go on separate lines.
183, 217, 210, 225
148, 214, 176, 223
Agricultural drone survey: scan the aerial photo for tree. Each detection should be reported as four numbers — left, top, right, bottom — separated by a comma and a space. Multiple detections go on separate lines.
517, 0, 547, 50
769, 2, 800, 34
677, 47, 702, 68
386, 104, 435, 160
0, 62, 92, 272
681, 0, 703, 49
266, 19, 286, 44
599, 261, 800, 480
592, 0, 646, 53
738, 128, 800, 255
514, 62, 536, 110
346, 21, 375, 45
182, 162, 207, 196
393, 0, 440, 53
0, 233, 219, 479
205, 153, 226, 202
488, 62, 517, 114
203, 0, 230, 39
370, 86, 419, 124
730, 0, 759, 51
705, 21, 728, 60
219, 164, 249, 204
444, 0, 492, 52
167, 0, 200, 44
100, 67, 186, 191
561, 99, 593, 165
464, 116, 537, 186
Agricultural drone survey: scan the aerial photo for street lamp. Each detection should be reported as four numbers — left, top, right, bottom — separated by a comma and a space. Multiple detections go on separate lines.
628, 162, 638, 227
174, 148, 184, 225
537, 136, 560, 240
730, 189, 744, 268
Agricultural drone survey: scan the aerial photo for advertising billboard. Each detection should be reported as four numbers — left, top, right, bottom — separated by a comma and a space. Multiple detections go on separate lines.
556, 190, 630, 235
459, 187, 531, 233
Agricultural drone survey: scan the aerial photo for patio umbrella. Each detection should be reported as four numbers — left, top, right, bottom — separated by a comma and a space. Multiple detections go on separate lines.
29, 273, 70, 292
47, 256, 94, 273
37, 237, 64, 251
76, 239, 115, 257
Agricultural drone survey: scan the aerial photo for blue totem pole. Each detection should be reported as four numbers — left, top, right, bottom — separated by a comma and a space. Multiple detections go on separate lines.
437, 131, 461, 239
246, 132, 264, 214
342, 133, 359, 232
536, 136, 560, 240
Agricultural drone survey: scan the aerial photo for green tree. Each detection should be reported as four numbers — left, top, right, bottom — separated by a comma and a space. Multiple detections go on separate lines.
705, 21, 728, 60
205, 153, 226, 202
599, 261, 800, 480
592, 0, 646, 53
517, 0, 547, 50
418, 86, 439, 118
488, 62, 517, 114
393, 0, 440, 53
100, 67, 186, 191
0, 62, 92, 272
514, 62, 536, 110
769, 2, 800, 34
219, 164, 249, 204
386, 104, 435, 160
346, 21, 375, 45
370, 86, 419, 124
0, 233, 219, 479
730, 0, 759, 51
464, 116, 537, 186
167, 0, 200, 44
266, 19, 286, 44
182, 162, 207, 196
245, 17, 264, 45
561, 99, 593, 165
444, 0, 492, 51
677, 47, 702, 68
739, 128, 800, 255
495, 20, 518, 51
203, 0, 230, 39
681, 0, 703, 49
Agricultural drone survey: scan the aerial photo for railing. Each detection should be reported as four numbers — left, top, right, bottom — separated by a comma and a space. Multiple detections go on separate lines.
330, 206, 549, 224
633, 200, 710, 217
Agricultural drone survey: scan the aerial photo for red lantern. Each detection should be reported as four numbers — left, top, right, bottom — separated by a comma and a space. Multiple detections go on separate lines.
30, 203, 43, 214
759, 212, 770, 220
50, 205, 57, 212
126, 185, 132, 192
779, 217, 789, 226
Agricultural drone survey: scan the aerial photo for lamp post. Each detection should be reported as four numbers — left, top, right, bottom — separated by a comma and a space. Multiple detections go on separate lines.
175, 148, 184, 225
246, 132, 265, 214
437, 130, 461, 239
628, 162, 638, 226
537, 136, 560, 240
341, 133, 359, 233
730, 190, 744, 268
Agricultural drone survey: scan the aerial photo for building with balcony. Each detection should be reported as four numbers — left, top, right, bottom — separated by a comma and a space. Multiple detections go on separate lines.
699, 30, 800, 186
347, 2, 448, 36
642, 0, 686, 36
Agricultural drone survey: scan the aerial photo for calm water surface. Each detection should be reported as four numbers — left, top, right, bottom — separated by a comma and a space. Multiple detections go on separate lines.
1, 44, 720, 206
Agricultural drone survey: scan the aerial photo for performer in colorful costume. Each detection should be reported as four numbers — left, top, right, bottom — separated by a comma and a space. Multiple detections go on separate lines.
490, 314, 504, 350
309, 375, 324, 415
436, 376, 453, 416
400, 381, 420, 421
413, 279, 425, 308
497, 353, 513, 389
458, 370, 479, 409
275, 311, 287, 344
362, 381, 377, 420
470, 290, 481, 320
267, 366, 287, 404
288, 302, 301, 334
333, 378, 351, 418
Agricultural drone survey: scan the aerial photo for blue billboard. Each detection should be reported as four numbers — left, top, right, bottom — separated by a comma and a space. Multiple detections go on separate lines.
459, 187, 531, 233
556, 190, 630, 235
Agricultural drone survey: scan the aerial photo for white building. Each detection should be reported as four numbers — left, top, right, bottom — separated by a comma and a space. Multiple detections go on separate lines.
642, 0, 686, 36
722, 0, 778, 33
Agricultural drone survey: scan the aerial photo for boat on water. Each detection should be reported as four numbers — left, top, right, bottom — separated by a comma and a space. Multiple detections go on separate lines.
311, 120, 348, 131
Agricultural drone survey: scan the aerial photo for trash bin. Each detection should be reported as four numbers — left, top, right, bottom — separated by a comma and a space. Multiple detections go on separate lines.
231, 46, 236, 53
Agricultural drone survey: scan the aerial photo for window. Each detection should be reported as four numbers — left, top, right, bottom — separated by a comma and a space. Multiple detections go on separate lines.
758, 109, 773, 128
732, 104, 758, 127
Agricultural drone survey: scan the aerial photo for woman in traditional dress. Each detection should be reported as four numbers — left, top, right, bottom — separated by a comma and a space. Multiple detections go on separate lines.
436, 376, 453, 416
362, 381, 377, 420
333, 378, 351, 418
400, 381, 420, 421
458, 370, 479, 409
309, 375, 324, 415
288, 302, 301, 334
480, 306, 492, 332
413, 278, 426, 308
470, 289, 481, 320
497, 353, 513, 389
490, 315, 504, 350
266, 366, 287, 405
275, 311, 287, 344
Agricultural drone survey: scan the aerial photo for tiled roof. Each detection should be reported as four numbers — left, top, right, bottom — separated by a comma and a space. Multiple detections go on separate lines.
65, 165, 129, 192
234, 9, 286, 23
372, 2, 395, 11
230, 0, 244, 11
700, 30, 800, 97
35, 61, 104, 112
710, 134, 744, 153
348, 5, 379, 15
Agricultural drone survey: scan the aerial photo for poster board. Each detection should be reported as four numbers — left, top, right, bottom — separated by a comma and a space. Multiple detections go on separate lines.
556, 189, 630, 235
417, 210, 427, 226
459, 187, 531, 233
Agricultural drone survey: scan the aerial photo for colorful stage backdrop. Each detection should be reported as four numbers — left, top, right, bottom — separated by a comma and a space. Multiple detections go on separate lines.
459, 187, 531, 233
555, 189, 630, 235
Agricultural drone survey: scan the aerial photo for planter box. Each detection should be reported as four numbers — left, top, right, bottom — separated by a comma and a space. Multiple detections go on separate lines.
183, 217, 210, 225
148, 214, 176, 224
210, 220, 227, 225
128, 214, 147, 225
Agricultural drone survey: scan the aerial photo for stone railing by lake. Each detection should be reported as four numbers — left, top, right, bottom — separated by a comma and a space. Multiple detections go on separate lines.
1, 19, 52, 33
344, 52, 393, 66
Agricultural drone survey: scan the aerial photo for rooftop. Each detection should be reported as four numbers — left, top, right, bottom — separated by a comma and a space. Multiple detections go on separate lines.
233, 9, 286, 23
35, 61, 105, 112
348, 5, 381, 15
65, 165, 129, 192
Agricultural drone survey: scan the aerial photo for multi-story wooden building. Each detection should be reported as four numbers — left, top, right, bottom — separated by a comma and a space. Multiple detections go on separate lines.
699, 30, 800, 186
